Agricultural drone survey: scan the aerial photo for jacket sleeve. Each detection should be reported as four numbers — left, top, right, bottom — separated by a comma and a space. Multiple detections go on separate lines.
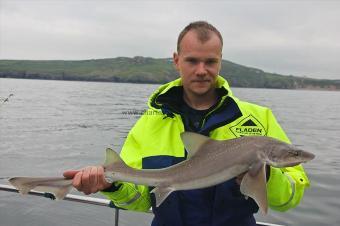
100, 116, 152, 212
265, 109, 311, 212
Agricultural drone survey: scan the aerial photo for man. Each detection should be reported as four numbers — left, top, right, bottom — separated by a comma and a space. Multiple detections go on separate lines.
64, 21, 310, 226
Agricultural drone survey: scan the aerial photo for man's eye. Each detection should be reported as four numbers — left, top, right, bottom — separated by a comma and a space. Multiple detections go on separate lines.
206, 60, 217, 65
186, 59, 198, 64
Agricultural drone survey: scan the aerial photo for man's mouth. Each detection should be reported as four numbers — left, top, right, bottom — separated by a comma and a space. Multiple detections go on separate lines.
192, 80, 210, 83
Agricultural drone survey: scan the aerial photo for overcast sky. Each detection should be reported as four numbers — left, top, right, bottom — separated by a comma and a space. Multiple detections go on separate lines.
0, 0, 339, 79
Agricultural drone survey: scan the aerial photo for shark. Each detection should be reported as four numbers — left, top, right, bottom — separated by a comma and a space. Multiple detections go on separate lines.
9, 132, 315, 214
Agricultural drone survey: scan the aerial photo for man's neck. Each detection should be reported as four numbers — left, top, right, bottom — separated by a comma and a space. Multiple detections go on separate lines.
183, 89, 218, 110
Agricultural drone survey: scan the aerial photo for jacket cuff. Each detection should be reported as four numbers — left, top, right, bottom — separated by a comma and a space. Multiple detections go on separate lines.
101, 182, 121, 192
267, 167, 295, 211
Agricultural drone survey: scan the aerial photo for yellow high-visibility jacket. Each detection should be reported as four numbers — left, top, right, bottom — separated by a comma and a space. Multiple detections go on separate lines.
101, 76, 310, 224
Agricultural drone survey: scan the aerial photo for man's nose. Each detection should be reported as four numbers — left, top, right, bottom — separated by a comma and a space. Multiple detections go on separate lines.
195, 62, 207, 76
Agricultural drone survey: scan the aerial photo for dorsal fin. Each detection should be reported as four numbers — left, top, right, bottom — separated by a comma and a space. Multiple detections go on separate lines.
104, 148, 123, 167
180, 132, 210, 158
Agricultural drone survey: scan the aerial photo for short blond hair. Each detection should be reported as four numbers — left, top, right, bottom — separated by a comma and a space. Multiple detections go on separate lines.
177, 21, 223, 53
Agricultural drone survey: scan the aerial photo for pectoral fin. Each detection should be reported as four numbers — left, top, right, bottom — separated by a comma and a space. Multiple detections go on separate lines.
150, 186, 174, 207
240, 163, 268, 214
248, 161, 263, 177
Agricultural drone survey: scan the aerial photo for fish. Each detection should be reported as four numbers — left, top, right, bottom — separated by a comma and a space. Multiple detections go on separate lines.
9, 132, 315, 214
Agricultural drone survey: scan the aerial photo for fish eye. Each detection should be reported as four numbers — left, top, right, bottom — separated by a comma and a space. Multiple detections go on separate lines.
288, 150, 299, 156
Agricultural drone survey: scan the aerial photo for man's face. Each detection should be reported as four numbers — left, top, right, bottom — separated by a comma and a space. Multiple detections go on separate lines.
173, 31, 222, 97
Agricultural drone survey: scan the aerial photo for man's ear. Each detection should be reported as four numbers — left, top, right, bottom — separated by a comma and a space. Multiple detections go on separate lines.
218, 53, 222, 72
173, 52, 180, 71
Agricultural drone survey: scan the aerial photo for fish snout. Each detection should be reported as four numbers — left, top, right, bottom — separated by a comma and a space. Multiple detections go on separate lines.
301, 151, 315, 162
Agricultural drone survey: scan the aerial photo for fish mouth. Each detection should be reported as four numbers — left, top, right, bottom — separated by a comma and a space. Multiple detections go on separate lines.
272, 157, 313, 167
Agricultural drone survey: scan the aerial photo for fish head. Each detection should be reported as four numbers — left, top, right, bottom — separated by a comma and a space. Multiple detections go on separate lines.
266, 142, 315, 167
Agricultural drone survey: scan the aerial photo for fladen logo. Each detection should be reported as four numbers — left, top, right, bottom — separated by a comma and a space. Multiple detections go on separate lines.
230, 115, 266, 137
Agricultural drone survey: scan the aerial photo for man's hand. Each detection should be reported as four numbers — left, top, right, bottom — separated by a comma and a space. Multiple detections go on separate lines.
63, 166, 112, 195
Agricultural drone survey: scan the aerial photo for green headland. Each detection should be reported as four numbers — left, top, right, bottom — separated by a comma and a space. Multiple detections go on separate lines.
1, 57, 339, 90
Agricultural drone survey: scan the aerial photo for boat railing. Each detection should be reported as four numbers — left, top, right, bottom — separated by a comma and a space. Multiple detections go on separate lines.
0, 183, 284, 226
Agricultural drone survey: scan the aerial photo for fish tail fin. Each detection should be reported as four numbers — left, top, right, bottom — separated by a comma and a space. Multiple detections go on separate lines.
9, 177, 36, 195
9, 177, 73, 200
151, 186, 174, 207
104, 148, 124, 167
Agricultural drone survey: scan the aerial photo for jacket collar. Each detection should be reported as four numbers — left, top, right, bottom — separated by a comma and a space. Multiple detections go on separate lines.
148, 75, 233, 113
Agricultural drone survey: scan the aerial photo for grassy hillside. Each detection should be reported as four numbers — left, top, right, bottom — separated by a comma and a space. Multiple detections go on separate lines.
0, 57, 339, 90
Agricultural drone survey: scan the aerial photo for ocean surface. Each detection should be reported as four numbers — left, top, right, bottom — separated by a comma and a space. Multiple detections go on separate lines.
0, 78, 339, 226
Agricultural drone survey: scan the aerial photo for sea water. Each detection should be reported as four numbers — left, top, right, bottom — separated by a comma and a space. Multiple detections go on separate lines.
0, 78, 339, 226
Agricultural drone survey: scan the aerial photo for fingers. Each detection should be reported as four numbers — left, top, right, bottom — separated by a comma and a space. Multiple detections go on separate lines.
63, 170, 80, 179
81, 167, 92, 194
73, 170, 83, 190
90, 167, 98, 194
98, 166, 112, 190
71, 166, 112, 195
